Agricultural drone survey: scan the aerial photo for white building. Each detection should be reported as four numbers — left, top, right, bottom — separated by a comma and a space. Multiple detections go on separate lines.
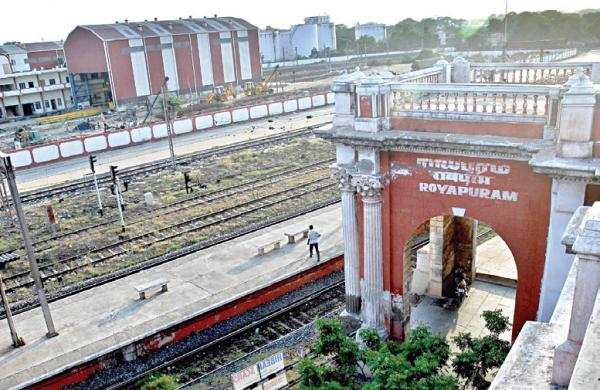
0, 68, 72, 119
259, 16, 336, 62
355, 23, 386, 42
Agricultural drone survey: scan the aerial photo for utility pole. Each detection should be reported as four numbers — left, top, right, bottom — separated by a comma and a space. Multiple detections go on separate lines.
0, 153, 58, 338
0, 178, 13, 225
161, 83, 177, 171
0, 274, 24, 347
89, 155, 103, 216
503, 0, 509, 62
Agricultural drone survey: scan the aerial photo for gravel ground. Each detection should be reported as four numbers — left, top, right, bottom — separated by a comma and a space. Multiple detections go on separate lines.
67, 269, 345, 390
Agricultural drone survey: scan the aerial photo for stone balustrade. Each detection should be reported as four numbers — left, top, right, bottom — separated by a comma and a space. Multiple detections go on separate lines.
393, 66, 446, 84
470, 61, 597, 84
390, 83, 560, 124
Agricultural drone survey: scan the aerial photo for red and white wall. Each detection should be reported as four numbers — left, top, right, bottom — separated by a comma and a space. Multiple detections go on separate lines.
6, 92, 334, 169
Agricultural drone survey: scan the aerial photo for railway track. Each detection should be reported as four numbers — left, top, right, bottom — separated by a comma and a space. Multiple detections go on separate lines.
1, 157, 335, 256
18, 121, 332, 204
4, 175, 338, 294
104, 277, 346, 390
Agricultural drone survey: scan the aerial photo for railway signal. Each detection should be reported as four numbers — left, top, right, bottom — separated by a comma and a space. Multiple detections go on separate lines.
109, 165, 126, 232
184, 172, 193, 194
0, 152, 58, 338
89, 155, 103, 217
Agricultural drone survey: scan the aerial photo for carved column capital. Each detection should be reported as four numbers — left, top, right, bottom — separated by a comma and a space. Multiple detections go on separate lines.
351, 174, 384, 201
331, 165, 356, 192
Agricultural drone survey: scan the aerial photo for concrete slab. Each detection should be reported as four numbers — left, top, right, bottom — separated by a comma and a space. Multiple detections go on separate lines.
476, 236, 518, 281
411, 280, 516, 342
0, 204, 343, 389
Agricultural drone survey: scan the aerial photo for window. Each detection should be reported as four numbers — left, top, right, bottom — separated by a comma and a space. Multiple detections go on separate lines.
57, 97, 62, 106
65, 76, 69, 83
10, 59, 15, 65
18, 82, 26, 89
35, 101, 41, 110
44, 100, 50, 108
28, 81, 34, 88
49, 78, 56, 85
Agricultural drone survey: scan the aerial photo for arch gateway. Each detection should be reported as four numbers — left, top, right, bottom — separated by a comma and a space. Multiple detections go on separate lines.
318, 59, 600, 340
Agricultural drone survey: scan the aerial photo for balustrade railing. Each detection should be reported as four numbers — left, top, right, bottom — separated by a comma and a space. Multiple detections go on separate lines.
394, 66, 444, 84
470, 62, 593, 84
390, 83, 561, 123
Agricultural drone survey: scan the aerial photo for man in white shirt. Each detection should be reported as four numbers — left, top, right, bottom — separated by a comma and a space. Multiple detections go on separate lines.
307, 225, 321, 262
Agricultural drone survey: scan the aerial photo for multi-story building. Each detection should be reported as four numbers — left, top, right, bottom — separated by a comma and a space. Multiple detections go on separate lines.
355, 23, 386, 42
63, 16, 262, 107
0, 42, 71, 120
259, 16, 336, 62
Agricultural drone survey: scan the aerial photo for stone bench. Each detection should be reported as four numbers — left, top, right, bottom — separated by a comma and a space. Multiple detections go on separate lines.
135, 279, 169, 300
284, 229, 309, 244
257, 239, 282, 256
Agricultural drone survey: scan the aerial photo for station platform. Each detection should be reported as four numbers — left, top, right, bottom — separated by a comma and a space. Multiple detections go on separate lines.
0, 204, 343, 389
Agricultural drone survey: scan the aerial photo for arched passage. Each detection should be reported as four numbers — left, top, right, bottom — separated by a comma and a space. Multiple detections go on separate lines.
405, 215, 518, 340
374, 151, 552, 340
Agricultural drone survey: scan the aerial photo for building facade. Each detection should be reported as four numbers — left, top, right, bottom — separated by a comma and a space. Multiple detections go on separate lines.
259, 16, 336, 62
63, 17, 262, 106
355, 23, 386, 42
0, 42, 70, 120
0, 42, 64, 76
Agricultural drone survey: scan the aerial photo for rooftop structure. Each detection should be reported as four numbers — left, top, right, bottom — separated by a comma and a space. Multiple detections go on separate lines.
355, 23, 386, 42
0, 41, 65, 76
259, 16, 336, 63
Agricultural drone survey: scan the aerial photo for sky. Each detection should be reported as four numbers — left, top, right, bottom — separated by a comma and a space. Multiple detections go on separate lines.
2, 0, 599, 43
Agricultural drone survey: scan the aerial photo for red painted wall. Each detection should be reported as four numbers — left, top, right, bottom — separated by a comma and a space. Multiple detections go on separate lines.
209, 32, 224, 86
247, 29, 261, 79
64, 27, 108, 73
106, 40, 136, 101
173, 35, 196, 93
391, 117, 545, 139
189, 34, 203, 90
27, 49, 64, 70
381, 151, 552, 339
144, 37, 165, 94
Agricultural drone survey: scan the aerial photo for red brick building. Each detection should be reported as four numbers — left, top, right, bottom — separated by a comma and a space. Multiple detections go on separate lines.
63, 17, 262, 107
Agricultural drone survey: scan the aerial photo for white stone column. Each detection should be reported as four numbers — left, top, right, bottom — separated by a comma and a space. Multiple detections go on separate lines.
353, 174, 386, 336
552, 202, 600, 387
332, 166, 361, 316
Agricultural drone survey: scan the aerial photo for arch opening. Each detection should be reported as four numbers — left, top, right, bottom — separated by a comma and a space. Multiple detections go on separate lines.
402, 214, 517, 342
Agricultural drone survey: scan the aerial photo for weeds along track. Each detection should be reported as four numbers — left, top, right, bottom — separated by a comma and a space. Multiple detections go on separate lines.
18, 123, 331, 205
3, 171, 338, 299
102, 279, 346, 390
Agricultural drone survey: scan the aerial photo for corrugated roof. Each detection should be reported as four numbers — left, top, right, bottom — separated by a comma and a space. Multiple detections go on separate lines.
0, 44, 26, 55
21, 41, 63, 52
79, 17, 257, 41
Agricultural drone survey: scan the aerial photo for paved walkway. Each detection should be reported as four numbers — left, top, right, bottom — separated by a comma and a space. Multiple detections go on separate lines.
0, 204, 342, 389
15, 107, 333, 191
475, 236, 517, 281
411, 235, 517, 342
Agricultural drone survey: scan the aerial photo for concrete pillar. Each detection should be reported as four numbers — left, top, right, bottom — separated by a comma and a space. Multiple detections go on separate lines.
452, 56, 471, 83
552, 203, 600, 387
354, 73, 390, 132
428, 216, 445, 297
538, 179, 586, 321
332, 166, 361, 316
352, 173, 386, 337
331, 72, 356, 128
435, 58, 451, 83
454, 217, 478, 284
557, 71, 596, 158
591, 62, 600, 84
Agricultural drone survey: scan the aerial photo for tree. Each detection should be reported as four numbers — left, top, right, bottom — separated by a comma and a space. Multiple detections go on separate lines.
309, 48, 320, 59
452, 310, 511, 389
299, 309, 512, 390
335, 24, 355, 53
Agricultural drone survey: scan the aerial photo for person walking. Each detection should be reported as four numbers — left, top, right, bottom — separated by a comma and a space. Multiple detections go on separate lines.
307, 225, 321, 262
